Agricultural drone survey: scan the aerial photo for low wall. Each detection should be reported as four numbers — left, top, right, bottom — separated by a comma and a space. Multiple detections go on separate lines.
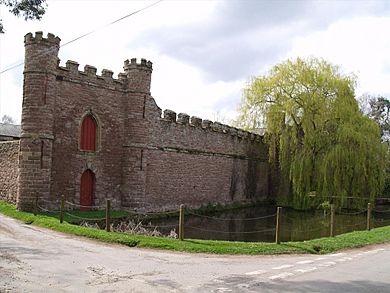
0, 141, 19, 203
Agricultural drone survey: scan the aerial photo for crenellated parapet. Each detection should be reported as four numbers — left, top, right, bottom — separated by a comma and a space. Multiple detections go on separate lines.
24, 32, 61, 74
24, 31, 61, 46
57, 59, 126, 90
160, 109, 263, 142
56, 57, 154, 92
24, 31, 153, 93
124, 58, 153, 72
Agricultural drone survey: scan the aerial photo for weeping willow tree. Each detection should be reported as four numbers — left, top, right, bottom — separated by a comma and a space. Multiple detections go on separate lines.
237, 57, 387, 209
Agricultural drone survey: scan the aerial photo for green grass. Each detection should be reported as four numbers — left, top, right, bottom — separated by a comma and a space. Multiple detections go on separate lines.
1, 200, 390, 255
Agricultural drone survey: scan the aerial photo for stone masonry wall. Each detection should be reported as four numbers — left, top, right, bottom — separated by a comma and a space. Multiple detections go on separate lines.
0, 141, 19, 203
50, 64, 126, 208
18, 32, 270, 212
121, 97, 269, 211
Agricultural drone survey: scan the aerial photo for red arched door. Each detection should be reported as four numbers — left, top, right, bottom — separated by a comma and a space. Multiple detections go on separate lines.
80, 169, 94, 210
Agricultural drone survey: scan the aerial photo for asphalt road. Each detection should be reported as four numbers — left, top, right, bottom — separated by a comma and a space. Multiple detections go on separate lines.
1, 214, 389, 292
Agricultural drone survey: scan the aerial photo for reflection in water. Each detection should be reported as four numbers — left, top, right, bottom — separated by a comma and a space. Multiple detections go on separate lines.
147, 205, 390, 242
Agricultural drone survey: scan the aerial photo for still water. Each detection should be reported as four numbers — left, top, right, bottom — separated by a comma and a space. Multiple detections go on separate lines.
146, 205, 390, 242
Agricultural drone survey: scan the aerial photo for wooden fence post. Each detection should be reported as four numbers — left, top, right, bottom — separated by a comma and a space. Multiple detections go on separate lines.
60, 195, 65, 224
367, 202, 372, 231
275, 207, 282, 244
179, 204, 185, 241
106, 199, 111, 232
34, 194, 38, 216
330, 204, 335, 237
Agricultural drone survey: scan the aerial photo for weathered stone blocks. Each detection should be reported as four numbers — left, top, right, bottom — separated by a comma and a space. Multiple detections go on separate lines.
12, 31, 269, 212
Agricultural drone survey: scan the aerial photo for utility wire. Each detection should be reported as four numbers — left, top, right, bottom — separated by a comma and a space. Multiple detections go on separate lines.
0, 0, 164, 74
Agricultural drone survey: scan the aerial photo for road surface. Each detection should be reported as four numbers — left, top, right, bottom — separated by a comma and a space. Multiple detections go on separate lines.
1, 214, 389, 292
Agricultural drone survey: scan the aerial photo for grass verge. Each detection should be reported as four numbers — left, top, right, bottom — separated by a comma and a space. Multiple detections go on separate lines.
1, 200, 389, 255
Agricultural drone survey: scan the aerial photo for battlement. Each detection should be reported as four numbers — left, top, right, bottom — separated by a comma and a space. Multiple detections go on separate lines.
161, 109, 263, 142
24, 32, 152, 92
56, 58, 154, 91
57, 59, 128, 89
24, 31, 61, 46
124, 58, 153, 72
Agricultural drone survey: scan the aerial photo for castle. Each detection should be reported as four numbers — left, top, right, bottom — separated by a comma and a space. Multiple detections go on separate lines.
0, 32, 270, 211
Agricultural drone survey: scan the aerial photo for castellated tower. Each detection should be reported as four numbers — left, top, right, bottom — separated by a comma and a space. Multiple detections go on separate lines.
121, 58, 154, 207
17, 32, 60, 210
124, 58, 152, 94
123, 58, 153, 143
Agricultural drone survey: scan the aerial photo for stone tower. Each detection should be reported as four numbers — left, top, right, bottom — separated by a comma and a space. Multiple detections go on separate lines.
17, 32, 60, 210
121, 58, 154, 207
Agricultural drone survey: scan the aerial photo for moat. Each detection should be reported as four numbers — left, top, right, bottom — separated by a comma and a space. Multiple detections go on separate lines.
146, 205, 390, 242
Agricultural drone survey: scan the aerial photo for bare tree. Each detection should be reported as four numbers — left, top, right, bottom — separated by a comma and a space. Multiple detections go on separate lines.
1, 114, 16, 124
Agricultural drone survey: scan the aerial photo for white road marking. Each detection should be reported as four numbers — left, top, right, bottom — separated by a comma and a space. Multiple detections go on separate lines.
269, 272, 294, 280
216, 288, 232, 292
327, 253, 345, 257
296, 260, 314, 265
245, 270, 267, 276
318, 261, 336, 267
313, 257, 326, 261
294, 267, 317, 273
364, 249, 385, 255
335, 257, 353, 262
272, 264, 294, 270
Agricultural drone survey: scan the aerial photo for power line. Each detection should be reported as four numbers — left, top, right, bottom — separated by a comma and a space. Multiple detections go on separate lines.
0, 0, 164, 75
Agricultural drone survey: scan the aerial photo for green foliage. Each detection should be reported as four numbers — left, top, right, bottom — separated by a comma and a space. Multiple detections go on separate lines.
318, 201, 331, 210
0, 0, 46, 33
238, 57, 387, 209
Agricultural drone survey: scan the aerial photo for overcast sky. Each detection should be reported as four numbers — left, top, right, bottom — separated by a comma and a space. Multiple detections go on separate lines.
0, 0, 389, 124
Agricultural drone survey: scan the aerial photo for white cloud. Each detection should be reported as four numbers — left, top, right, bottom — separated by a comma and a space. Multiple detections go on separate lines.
0, 0, 389, 124
287, 16, 390, 96
0, 0, 220, 123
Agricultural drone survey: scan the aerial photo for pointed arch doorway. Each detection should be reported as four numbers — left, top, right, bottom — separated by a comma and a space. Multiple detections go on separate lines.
80, 169, 95, 210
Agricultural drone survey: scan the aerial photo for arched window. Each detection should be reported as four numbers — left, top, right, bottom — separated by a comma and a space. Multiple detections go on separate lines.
80, 115, 96, 151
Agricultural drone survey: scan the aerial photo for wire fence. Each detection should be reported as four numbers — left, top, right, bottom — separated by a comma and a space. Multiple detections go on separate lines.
336, 209, 368, 216
31, 197, 390, 243
186, 226, 276, 235
187, 211, 277, 221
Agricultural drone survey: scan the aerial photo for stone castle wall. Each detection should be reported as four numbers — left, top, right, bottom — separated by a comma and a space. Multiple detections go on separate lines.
124, 103, 269, 210
15, 32, 270, 211
0, 141, 19, 203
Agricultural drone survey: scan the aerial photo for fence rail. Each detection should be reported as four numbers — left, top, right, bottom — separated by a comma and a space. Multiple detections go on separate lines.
32, 196, 390, 243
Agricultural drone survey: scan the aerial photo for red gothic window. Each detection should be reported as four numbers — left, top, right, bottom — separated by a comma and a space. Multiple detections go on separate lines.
80, 115, 96, 151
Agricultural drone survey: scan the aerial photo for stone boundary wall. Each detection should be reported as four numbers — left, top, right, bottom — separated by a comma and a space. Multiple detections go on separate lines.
0, 141, 19, 203
155, 109, 266, 157
122, 99, 270, 211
